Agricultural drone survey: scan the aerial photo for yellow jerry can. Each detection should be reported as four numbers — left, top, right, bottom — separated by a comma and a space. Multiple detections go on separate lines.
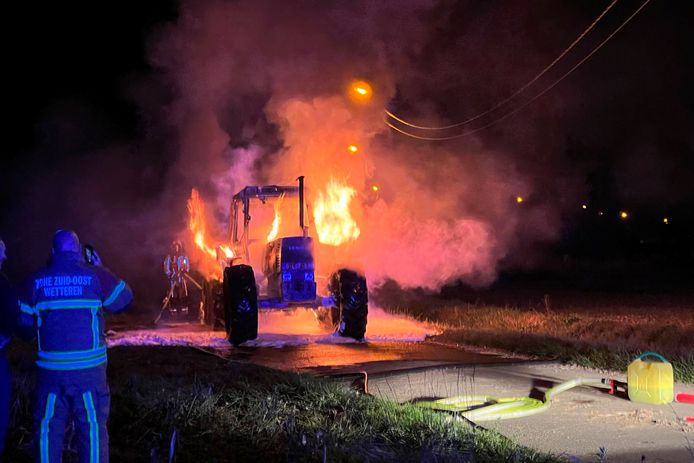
627, 352, 674, 405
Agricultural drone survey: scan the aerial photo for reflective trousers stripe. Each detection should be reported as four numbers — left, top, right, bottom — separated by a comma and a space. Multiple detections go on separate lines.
40, 393, 57, 463
82, 391, 99, 463
91, 307, 99, 349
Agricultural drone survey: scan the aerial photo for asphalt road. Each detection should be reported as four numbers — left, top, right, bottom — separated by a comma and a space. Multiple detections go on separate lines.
363, 363, 694, 463
220, 340, 521, 374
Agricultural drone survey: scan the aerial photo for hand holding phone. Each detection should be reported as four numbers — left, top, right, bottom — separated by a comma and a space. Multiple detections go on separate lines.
84, 244, 103, 266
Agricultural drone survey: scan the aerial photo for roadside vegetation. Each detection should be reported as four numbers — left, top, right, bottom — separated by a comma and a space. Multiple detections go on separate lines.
378, 288, 694, 383
5, 345, 563, 462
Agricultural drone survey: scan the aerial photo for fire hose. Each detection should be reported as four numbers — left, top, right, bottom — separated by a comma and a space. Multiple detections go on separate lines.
416, 353, 687, 422
415, 377, 611, 422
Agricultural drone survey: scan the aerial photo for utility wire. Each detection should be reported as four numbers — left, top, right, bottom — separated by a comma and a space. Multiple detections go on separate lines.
385, 0, 620, 130
386, 0, 652, 141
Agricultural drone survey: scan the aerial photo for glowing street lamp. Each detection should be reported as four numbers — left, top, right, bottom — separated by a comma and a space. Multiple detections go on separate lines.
347, 144, 359, 154
663, 217, 669, 225
516, 196, 524, 204
349, 80, 373, 103
619, 211, 629, 220
581, 204, 587, 210
371, 185, 380, 192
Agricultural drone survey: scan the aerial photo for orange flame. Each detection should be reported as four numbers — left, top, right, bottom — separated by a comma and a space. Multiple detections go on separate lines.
221, 245, 234, 258
188, 189, 217, 258
187, 189, 234, 280
267, 195, 284, 242
313, 178, 360, 246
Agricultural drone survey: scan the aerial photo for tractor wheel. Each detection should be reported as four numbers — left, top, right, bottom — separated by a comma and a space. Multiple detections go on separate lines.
314, 305, 340, 332
186, 287, 202, 323
202, 279, 225, 329
329, 269, 368, 340
223, 265, 259, 346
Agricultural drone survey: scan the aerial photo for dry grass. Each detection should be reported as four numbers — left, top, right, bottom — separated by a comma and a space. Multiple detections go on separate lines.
377, 288, 694, 382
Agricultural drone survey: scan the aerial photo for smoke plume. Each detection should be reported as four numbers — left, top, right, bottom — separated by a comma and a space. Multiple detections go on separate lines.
140, 0, 565, 291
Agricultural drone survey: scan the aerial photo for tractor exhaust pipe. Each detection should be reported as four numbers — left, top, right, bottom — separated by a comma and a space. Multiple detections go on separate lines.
297, 176, 308, 237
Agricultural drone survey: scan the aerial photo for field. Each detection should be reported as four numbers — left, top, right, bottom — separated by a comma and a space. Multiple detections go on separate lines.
376, 283, 694, 382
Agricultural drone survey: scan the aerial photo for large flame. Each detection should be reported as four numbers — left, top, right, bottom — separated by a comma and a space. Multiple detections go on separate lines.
313, 178, 360, 246
187, 189, 216, 258
187, 189, 234, 279
266, 194, 284, 242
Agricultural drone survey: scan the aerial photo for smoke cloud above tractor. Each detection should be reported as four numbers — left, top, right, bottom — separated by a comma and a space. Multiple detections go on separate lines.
142, 0, 563, 290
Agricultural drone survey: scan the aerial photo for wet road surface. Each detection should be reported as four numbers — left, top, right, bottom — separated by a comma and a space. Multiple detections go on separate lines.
217, 340, 521, 375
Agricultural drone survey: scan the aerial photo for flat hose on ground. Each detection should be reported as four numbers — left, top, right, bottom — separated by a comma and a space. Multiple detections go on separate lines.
415, 378, 607, 422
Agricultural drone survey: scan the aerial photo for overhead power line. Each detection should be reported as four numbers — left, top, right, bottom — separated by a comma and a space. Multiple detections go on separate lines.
386, 0, 652, 141
386, 0, 619, 131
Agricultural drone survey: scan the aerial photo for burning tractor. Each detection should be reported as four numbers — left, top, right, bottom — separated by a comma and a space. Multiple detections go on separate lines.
196, 176, 368, 346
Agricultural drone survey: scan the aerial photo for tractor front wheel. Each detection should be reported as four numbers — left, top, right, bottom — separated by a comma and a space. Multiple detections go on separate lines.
223, 265, 259, 346
329, 269, 368, 340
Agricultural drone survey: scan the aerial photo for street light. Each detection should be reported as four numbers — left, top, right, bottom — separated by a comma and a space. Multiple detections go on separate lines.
349, 80, 373, 103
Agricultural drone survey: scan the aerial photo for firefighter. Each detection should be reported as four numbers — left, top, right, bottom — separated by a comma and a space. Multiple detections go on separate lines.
18, 230, 132, 463
0, 238, 19, 459
162, 240, 190, 315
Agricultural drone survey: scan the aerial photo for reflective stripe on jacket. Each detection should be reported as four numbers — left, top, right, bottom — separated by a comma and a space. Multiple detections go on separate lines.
19, 251, 132, 371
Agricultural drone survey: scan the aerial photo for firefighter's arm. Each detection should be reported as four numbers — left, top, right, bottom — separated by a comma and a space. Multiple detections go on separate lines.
16, 277, 37, 341
95, 267, 133, 314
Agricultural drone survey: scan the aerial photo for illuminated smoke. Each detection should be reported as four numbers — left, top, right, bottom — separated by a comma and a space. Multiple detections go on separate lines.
144, 0, 561, 290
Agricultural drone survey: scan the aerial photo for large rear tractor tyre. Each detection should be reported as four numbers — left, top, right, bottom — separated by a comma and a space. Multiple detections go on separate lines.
223, 265, 259, 346
329, 269, 368, 340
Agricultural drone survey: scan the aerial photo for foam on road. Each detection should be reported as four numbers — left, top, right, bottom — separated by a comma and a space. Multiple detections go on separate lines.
108, 306, 439, 348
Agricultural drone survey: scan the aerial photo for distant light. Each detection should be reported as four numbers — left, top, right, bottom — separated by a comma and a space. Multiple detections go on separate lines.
598, 211, 604, 216
371, 185, 379, 192
348, 144, 359, 153
581, 204, 587, 210
349, 80, 373, 103
620, 211, 629, 220
516, 196, 524, 204
663, 217, 669, 225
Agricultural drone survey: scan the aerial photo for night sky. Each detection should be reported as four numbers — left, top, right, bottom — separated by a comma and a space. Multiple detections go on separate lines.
2, 0, 693, 303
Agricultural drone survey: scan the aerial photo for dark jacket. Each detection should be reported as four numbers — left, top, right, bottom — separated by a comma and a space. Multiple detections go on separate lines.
18, 251, 132, 371
0, 271, 18, 351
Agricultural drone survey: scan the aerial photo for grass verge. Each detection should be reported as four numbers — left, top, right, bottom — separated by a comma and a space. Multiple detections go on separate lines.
378, 295, 694, 383
5, 345, 563, 462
